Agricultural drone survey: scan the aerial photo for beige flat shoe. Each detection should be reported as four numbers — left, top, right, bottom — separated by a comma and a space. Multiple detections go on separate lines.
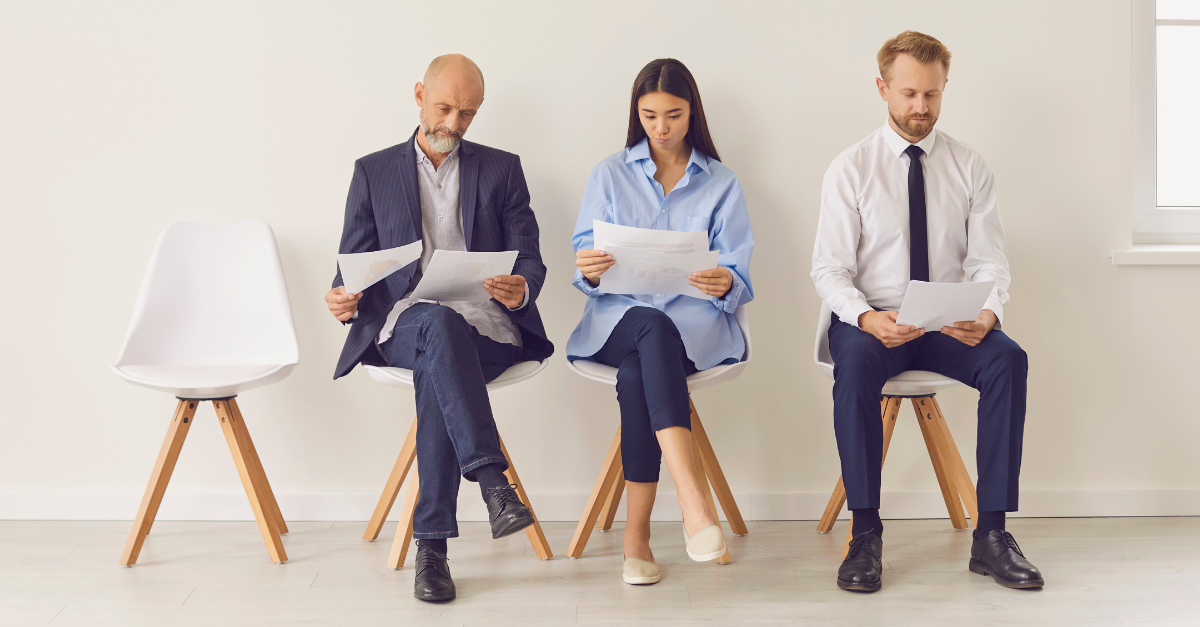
623, 554, 660, 585
682, 522, 727, 562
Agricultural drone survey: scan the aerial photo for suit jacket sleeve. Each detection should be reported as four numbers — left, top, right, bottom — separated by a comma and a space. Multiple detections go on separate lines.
332, 159, 380, 323
498, 155, 545, 318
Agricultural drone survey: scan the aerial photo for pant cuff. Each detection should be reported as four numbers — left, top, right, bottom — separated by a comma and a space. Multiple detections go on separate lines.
413, 530, 459, 539
623, 461, 661, 484
461, 456, 508, 481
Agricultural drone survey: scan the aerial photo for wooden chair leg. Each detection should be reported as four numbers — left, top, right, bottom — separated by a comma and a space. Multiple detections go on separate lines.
818, 477, 847, 534
923, 396, 980, 525
498, 436, 553, 560
227, 399, 287, 535
120, 400, 198, 566
364, 419, 418, 541
839, 398, 903, 557
690, 431, 732, 564
912, 398, 967, 530
688, 399, 749, 537
597, 470, 625, 531
214, 400, 287, 563
566, 427, 623, 558
387, 464, 420, 569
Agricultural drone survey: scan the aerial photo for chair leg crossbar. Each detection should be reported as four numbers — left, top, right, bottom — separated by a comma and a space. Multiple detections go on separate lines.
120, 398, 288, 566
361, 419, 553, 569
567, 399, 748, 563
817, 395, 980, 558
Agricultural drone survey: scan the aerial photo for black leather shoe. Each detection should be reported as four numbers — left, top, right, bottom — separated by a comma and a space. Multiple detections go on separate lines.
485, 483, 535, 539
837, 530, 883, 592
413, 545, 455, 602
970, 530, 1045, 589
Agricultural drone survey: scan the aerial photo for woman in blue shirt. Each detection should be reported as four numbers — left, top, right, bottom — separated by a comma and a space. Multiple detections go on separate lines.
569, 59, 754, 585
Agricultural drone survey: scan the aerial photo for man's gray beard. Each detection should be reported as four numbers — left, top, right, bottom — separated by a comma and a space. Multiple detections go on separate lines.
419, 108, 462, 153
889, 108, 937, 140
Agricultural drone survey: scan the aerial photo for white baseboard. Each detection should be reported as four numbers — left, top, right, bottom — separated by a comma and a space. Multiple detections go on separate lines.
3, 488, 1199, 521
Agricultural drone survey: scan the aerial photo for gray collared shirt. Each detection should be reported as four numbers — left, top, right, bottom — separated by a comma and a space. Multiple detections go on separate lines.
377, 146, 524, 347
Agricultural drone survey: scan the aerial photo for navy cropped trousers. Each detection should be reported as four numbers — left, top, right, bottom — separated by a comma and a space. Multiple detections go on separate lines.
828, 313, 1028, 513
587, 307, 698, 483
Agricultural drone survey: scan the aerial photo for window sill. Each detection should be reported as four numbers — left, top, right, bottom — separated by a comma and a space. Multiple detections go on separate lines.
1111, 245, 1200, 265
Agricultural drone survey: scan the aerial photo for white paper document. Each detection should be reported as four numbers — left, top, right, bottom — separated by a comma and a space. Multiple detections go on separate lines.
337, 241, 423, 294
408, 250, 519, 302
593, 219, 708, 254
896, 281, 996, 330
599, 247, 720, 300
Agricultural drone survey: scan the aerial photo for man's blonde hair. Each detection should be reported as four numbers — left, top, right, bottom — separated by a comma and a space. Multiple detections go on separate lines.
877, 30, 951, 83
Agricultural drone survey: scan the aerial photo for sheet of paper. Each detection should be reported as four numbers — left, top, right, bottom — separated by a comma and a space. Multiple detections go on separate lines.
896, 280, 996, 330
337, 241, 423, 294
408, 250, 519, 302
599, 246, 720, 300
593, 219, 708, 254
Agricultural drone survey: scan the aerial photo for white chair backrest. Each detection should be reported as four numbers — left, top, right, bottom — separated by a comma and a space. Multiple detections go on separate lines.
814, 302, 834, 369
735, 305, 752, 363
114, 221, 299, 367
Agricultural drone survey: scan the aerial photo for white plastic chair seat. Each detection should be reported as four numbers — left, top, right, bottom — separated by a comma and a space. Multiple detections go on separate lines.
113, 364, 297, 399
566, 305, 751, 393
365, 359, 548, 392
814, 303, 959, 397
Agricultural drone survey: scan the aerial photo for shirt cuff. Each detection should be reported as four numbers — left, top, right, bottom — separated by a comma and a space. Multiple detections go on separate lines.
836, 299, 874, 329
508, 287, 531, 311
983, 297, 1004, 330
572, 270, 601, 296
711, 270, 744, 314
351, 310, 359, 320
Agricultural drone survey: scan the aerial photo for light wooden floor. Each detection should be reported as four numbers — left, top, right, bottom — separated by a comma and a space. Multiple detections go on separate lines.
2, 517, 1199, 626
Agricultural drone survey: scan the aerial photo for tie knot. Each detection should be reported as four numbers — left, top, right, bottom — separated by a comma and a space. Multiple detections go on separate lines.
904, 145, 924, 160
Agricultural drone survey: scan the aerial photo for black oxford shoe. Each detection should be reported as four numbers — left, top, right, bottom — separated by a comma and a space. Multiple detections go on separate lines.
413, 546, 455, 602
485, 483, 536, 539
837, 530, 883, 592
970, 530, 1045, 589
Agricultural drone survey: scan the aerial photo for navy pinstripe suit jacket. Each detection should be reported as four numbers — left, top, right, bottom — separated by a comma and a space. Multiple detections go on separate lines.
331, 129, 554, 379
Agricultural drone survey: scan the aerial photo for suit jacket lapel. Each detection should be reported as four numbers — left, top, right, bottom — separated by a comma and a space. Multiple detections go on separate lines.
459, 141, 479, 250
395, 130, 422, 243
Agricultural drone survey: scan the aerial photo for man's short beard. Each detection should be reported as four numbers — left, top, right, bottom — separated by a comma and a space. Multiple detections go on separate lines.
419, 108, 463, 153
889, 106, 938, 140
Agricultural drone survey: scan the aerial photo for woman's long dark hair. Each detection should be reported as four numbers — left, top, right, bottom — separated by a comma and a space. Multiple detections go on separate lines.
625, 59, 720, 161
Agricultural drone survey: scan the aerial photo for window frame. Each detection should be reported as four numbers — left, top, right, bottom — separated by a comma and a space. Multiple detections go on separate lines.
1132, 0, 1200, 244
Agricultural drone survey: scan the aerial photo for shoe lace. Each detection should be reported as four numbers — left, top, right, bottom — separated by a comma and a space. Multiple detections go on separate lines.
416, 547, 445, 574
845, 531, 875, 559
486, 484, 524, 515
1000, 531, 1025, 558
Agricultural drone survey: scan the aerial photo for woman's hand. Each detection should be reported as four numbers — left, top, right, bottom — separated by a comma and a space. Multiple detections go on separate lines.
576, 249, 614, 286
689, 266, 733, 297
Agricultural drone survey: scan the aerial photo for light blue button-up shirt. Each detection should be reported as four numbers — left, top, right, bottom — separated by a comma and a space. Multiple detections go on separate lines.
567, 139, 754, 370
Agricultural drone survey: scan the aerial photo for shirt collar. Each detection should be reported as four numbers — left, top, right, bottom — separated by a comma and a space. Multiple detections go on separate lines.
625, 138, 711, 174
881, 121, 938, 158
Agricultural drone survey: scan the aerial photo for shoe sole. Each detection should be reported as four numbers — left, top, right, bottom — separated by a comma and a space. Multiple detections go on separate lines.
623, 574, 661, 585
686, 546, 727, 562
837, 577, 881, 592
492, 513, 536, 540
969, 558, 1045, 589
415, 592, 456, 602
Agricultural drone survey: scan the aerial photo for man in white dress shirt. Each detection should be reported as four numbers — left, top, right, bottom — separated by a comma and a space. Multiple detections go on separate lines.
811, 31, 1043, 592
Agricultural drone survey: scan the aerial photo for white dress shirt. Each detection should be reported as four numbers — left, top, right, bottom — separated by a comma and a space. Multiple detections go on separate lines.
373, 146, 527, 346
811, 122, 1011, 328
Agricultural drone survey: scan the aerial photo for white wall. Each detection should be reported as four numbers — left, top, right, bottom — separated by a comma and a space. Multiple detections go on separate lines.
2, 0, 1197, 523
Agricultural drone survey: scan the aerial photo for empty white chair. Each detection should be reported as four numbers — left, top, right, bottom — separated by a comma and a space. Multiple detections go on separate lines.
812, 302, 978, 556
360, 360, 553, 570
114, 221, 298, 565
565, 306, 752, 564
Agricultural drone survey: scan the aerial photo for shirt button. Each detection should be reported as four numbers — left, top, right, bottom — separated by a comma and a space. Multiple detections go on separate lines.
437, 215, 443, 221
656, 294, 662, 298
436, 183, 442, 189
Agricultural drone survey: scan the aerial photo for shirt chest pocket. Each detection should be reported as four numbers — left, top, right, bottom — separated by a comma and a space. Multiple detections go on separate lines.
680, 215, 710, 234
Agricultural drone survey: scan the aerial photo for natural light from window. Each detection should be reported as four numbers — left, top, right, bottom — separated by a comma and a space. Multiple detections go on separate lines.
1156, 0, 1200, 207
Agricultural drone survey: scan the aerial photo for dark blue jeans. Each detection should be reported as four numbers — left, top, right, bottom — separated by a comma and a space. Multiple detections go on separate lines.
382, 303, 517, 539
828, 313, 1028, 512
586, 307, 698, 483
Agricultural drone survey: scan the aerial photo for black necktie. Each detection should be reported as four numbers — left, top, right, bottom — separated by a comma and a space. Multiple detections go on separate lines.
905, 144, 929, 282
